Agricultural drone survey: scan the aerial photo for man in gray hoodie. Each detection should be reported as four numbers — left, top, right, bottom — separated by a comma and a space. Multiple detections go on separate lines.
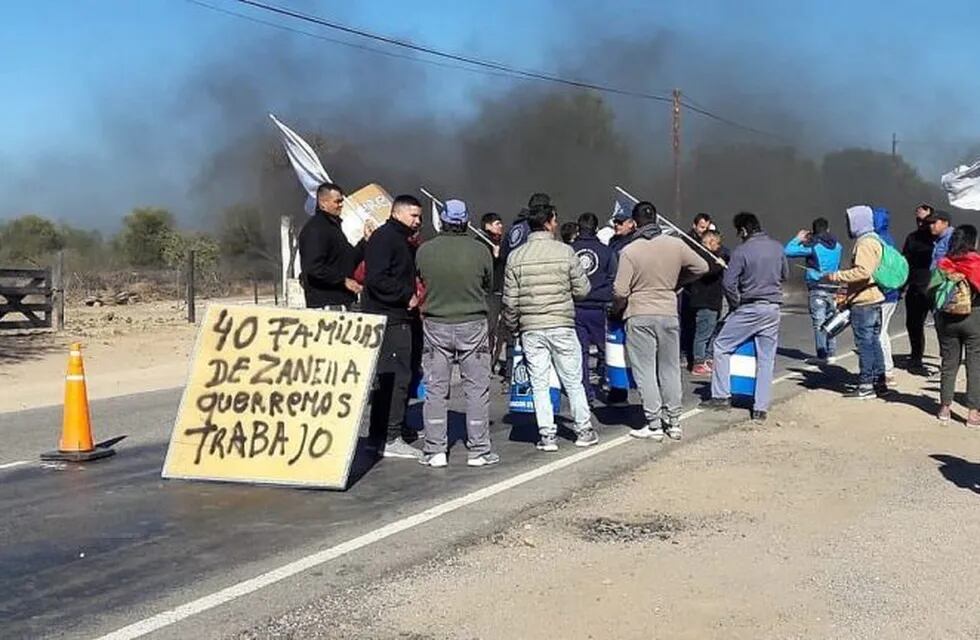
700, 212, 788, 422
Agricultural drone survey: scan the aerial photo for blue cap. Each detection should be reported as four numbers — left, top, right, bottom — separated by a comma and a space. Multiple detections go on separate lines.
441, 199, 469, 224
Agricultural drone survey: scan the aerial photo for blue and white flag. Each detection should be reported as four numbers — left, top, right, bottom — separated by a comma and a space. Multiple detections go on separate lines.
610, 191, 634, 224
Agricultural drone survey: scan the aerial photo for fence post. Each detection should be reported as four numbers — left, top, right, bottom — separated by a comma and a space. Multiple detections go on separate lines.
253, 279, 259, 305
186, 250, 196, 324
52, 250, 65, 331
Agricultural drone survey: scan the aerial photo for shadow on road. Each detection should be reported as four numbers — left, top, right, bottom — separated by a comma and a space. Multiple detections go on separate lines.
930, 454, 980, 494
0, 332, 62, 366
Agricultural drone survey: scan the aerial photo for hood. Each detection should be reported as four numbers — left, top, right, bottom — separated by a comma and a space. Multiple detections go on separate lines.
636, 222, 662, 240
846, 205, 875, 238
809, 231, 838, 250
939, 252, 980, 292
872, 207, 896, 246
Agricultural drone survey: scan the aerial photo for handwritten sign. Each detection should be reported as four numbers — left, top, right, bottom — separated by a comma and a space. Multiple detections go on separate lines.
162, 304, 386, 489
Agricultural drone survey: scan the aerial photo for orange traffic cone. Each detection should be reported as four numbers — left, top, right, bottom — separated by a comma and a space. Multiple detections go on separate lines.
41, 342, 115, 462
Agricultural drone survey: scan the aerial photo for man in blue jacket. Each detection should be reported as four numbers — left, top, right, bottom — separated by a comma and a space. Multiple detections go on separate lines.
873, 207, 901, 385
572, 212, 617, 404
784, 217, 843, 362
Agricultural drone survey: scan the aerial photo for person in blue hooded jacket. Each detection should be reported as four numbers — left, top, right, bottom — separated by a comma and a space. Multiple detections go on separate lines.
785, 217, 843, 361
873, 207, 901, 384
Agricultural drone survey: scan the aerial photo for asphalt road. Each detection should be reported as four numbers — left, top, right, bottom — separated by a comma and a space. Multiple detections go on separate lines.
0, 304, 882, 640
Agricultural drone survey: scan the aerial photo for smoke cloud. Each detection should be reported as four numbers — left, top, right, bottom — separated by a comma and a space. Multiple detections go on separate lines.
0, 8, 972, 246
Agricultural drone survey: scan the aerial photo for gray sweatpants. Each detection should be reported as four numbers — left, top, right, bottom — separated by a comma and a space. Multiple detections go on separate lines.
625, 315, 683, 427
421, 318, 492, 456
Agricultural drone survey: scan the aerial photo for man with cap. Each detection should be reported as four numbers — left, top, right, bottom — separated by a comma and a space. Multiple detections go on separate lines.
415, 199, 498, 468
609, 207, 638, 255
928, 209, 954, 268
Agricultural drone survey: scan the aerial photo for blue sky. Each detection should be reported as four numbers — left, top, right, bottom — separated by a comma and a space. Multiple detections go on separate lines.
1, 0, 978, 227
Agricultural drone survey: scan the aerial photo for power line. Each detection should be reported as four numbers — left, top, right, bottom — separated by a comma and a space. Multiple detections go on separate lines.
184, 0, 529, 84
190, 0, 781, 137
228, 0, 677, 104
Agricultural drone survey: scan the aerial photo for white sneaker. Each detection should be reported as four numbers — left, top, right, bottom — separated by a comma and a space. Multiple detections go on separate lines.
629, 425, 665, 442
467, 452, 500, 467
382, 437, 423, 460
419, 452, 448, 467
536, 438, 559, 452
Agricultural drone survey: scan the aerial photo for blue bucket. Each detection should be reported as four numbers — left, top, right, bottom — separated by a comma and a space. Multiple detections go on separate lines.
730, 339, 757, 398
508, 343, 561, 414
605, 320, 636, 390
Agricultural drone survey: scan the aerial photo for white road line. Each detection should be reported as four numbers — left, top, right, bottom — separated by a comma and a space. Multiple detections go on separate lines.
96, 330, 910, 640
0, 460, 29, 471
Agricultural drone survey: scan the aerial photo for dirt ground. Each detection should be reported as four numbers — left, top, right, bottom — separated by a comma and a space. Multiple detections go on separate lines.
0, 297, 273, 413
245, 365, 980, 640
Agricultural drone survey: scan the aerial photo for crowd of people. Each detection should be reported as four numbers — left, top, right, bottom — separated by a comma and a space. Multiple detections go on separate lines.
299, 181, 980, 468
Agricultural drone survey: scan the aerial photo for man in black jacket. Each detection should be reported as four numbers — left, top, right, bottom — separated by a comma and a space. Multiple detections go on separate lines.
902, 203, 937, 375
572, 212, 617, 404
297, 182, 364, 309
363, 194, 424, 460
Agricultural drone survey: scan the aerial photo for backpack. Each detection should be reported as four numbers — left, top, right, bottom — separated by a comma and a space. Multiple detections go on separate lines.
930, 269, 973, 315
869, 234, 909, 291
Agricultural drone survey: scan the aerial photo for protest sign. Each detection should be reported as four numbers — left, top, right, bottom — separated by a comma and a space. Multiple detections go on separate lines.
162, 304, 386, 489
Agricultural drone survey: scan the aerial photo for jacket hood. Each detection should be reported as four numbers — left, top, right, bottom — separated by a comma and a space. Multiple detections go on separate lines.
636, 222, 662, 240
846, 205, 875, 238
872, 207, 896, 246
809, 231, 838, 250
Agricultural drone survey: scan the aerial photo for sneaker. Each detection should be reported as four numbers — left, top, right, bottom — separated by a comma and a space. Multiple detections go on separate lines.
691, 363, 711, 377
908, 363, 929, 377
536, 438, 559, 452
875, 384, 893, 399
382, 437, 424, 460
574, 429, 600, 447
751, 410, 768, 423
629, 425, 665, 441
968, 410, 980, 429
843, 386, 874, 400
938, 405, 952, 423
699, 397, 732, 411
419, 452, 448, 467
665, 423, 682, 440
467, 452, 501, 467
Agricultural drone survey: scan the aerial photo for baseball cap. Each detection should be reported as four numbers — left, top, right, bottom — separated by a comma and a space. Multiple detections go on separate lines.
441, 199, 469, 224
924, 210, 951, 224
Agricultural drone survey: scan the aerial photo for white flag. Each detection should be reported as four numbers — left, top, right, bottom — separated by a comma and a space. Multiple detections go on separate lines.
269, 113, 331, 215
942, 159, 980, 211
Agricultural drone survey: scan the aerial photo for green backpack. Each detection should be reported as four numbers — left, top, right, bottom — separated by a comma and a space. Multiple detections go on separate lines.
870, 233, 909, 291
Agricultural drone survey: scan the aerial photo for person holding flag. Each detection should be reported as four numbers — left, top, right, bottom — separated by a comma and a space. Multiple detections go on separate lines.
613, 201, 708, 441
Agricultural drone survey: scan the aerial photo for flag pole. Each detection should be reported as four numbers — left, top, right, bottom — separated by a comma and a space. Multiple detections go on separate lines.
614, 185, 724, 267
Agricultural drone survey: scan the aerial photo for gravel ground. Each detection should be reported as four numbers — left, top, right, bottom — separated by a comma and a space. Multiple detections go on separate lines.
235, 361, 980, 640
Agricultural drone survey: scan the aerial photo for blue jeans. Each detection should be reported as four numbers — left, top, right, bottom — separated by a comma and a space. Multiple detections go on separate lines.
521, 327, 593, 439
711, 302, 781, 411
808, 289, 837, 359
692, 308, 719, 364
850, 303, 884, 387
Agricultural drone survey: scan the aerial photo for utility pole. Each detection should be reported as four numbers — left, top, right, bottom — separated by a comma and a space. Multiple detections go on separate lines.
891, 132, 898, 159
672, 88, 682, 218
